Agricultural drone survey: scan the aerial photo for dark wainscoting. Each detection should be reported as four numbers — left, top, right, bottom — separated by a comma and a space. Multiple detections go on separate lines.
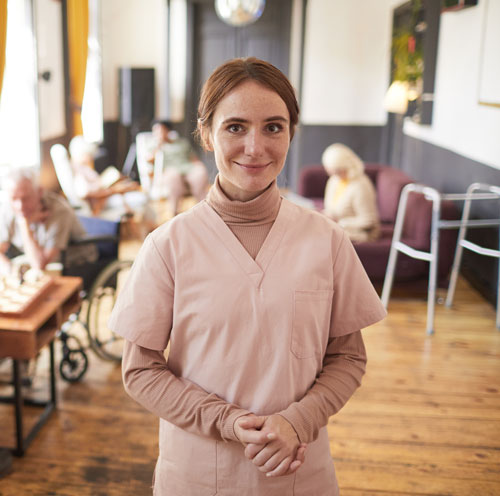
296, 124, 384, 166
401, 135, 500, 305
103, 121, 131, 173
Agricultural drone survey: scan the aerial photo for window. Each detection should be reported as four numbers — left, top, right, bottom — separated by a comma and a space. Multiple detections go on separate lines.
0, 0, 40, 174
81, 0, 103, 143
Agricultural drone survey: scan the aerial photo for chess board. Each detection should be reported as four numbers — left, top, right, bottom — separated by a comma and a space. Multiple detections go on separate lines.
0, 275, 55, 316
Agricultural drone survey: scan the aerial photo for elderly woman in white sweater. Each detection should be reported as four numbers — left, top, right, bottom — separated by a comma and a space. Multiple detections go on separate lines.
322, 143, 380, 242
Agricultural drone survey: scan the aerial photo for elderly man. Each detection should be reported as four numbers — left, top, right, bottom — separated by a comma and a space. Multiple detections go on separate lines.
0, 167, 97, 275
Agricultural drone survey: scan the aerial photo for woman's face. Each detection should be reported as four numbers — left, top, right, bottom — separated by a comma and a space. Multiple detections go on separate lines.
334, 168, 348, 180
207, 80, 291, 201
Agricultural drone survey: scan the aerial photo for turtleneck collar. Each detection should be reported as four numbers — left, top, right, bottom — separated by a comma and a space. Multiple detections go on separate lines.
206, 175, 281, 225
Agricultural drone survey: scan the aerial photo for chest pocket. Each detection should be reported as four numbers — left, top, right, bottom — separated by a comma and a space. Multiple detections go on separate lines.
291, 290, 333, 359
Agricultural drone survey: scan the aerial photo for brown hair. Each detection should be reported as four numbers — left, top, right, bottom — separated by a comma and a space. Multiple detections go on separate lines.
196, 57, 299, 150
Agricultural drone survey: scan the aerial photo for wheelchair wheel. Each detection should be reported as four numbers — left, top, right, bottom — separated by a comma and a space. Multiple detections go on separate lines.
85, 259, 133, 362
59, 332, 88, 382
60, 349, 88, 383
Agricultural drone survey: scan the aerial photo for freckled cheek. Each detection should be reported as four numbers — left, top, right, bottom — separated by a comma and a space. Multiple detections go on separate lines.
273, 140, 291, 163
219, 141, 241, 163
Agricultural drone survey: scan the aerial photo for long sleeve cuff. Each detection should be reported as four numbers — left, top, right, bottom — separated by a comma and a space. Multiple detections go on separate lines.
220, 409, 252, 442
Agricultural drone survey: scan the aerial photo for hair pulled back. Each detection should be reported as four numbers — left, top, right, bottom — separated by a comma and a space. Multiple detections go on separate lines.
196, 57, 299, 150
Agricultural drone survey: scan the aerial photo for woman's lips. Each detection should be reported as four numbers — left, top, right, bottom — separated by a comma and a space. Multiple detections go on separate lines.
235, 162, 270, 171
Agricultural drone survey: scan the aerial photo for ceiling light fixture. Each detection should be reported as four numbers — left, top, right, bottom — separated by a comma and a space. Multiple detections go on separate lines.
215, 0, 266, 27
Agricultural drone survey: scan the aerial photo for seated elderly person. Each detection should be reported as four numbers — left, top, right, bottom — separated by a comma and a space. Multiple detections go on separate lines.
0, 168, 97, 275
69, 135, 145, 217
147, 120, 209, 215
322, 143, 380, 242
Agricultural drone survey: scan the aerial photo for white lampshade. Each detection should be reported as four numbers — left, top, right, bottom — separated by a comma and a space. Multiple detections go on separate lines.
384, 81, 409, 114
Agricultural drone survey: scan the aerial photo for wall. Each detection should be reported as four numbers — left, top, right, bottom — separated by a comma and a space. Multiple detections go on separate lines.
293, 0, 401, 184
101, 0, 168, 121
403, 1, 500, 170
301, 0, 397, 126
36, 0, 65, 141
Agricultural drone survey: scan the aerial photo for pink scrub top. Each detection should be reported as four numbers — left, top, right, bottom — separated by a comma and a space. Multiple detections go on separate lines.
109, 198, 386, 495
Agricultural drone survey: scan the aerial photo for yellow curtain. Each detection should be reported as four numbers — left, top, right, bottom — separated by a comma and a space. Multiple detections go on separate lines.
0, 0, 7, 100
67, 0, 89, 136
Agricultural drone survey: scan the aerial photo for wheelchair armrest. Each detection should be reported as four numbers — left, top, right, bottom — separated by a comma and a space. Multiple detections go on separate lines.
70, 234, 118, 246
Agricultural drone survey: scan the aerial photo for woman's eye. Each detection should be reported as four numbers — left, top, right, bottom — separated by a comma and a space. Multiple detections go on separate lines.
227, 124, 243, 133
267, 123, 283, 133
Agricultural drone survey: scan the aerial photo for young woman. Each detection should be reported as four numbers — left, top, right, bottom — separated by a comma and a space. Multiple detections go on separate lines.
109, 57, 386, 495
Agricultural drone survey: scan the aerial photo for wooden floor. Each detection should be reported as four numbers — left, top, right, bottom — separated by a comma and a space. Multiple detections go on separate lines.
0, 268, 499, 494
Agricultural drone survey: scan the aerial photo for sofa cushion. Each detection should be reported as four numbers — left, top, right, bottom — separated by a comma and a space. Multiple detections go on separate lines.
376, 168, 414, 223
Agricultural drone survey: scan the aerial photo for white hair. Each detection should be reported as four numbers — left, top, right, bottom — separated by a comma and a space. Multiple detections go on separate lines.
2, 166, 39, 190
69, 135, 97, 160
321, 143, 364, 180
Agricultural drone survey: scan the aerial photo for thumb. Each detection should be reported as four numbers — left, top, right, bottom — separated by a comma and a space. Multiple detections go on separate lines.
237, 415, 267, 430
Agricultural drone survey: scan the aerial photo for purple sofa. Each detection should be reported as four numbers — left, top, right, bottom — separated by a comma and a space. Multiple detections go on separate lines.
297, 164, 458, 286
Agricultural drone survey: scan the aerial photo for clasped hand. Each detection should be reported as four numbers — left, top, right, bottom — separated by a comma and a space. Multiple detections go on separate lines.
234, 414, 307, 478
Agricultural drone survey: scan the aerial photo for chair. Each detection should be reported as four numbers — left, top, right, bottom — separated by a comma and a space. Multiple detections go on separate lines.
135, 131, 168, 200
445, 183, 500, 329
50, 144, 88, 211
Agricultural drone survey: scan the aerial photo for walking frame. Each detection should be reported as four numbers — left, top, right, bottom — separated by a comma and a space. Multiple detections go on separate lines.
381, 182, 500, 335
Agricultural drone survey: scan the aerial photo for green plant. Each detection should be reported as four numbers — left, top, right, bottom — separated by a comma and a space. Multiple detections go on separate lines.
392, 30, 423, 83
391, 0, 424, 83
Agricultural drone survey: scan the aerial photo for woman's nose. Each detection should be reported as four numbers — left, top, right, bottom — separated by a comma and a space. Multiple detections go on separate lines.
244, 130, 264, 157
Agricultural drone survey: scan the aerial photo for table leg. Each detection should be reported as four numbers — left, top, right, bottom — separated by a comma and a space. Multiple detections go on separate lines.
49, 341, 57, 407
1, 343, 58, 456
12, 359, 24, 456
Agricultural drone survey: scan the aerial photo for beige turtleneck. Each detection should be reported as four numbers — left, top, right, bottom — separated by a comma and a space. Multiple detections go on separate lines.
121, 177, 367, 445
206, 176, 281, 259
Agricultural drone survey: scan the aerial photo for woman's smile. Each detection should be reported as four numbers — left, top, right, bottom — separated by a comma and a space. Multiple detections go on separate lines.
235, 161, 271, 170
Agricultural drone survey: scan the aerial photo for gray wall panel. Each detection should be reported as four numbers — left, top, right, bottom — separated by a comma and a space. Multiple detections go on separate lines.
297, 124, 384, 166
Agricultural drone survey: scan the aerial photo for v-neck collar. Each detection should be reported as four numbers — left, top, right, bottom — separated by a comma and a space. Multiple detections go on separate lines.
195, 198, 292, 288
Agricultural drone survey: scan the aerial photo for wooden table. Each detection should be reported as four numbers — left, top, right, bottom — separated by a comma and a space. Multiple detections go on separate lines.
0, 276, 82, 456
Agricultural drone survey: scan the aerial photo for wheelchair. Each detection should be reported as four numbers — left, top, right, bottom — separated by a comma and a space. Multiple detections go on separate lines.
58, 215, 133, 382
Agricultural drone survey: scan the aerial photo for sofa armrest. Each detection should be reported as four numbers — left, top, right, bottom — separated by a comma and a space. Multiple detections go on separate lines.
297, 165, 329, 198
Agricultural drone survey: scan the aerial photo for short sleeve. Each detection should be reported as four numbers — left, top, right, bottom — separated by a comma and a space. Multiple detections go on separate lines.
108, 234, 174, 350
44, 212, 73, 250
329, 231, 386, 337
0, 206, 13, 245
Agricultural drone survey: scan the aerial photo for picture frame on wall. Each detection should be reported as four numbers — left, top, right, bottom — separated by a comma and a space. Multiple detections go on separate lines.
478, 0, 500, 108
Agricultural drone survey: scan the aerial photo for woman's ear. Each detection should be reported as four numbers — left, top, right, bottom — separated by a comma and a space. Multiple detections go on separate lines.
201, 127, 213, 152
